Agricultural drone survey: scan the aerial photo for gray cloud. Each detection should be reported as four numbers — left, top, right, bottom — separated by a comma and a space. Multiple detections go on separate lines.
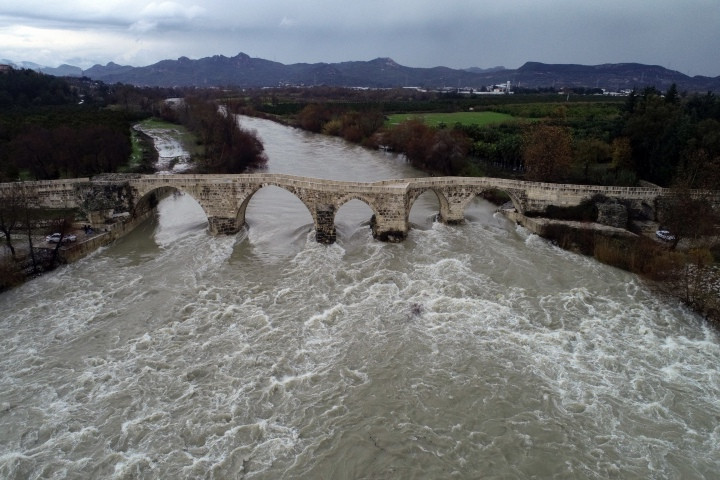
1, 0, 718, 76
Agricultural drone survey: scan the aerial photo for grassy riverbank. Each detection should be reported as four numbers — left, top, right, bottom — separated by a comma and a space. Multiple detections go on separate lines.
386, 111, 515, 127
126, 127, 158, 173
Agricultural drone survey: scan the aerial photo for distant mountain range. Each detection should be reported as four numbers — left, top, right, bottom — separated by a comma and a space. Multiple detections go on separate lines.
4, 53, 720, 92
1, 59, 83, 77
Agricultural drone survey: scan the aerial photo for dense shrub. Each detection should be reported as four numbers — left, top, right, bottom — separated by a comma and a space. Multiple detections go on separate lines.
164, 99, 267, 173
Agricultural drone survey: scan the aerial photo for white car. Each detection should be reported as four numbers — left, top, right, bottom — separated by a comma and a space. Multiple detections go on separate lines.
46, 233, 77, 244
655, 230, 676, 242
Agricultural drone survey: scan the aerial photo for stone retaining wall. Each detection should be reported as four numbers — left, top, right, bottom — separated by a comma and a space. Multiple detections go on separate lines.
58, 209, 155, 263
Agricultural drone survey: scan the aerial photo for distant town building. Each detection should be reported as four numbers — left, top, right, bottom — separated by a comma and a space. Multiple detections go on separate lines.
452, 81, 514, 96
476, 81, 513, 95
601, 88, 633, 96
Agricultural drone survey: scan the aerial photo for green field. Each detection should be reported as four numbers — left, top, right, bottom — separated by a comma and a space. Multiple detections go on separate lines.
386, 111, 515, 127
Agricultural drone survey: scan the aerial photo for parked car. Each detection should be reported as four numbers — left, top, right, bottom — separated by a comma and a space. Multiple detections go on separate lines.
46, 233, 77, 244
655, 230, 676, 242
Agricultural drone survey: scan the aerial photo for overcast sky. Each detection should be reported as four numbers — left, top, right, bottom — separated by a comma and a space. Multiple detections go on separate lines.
2, 0, 719, 76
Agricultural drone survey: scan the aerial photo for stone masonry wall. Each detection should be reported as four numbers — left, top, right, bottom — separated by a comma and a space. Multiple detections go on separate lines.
3, 174, 718, 244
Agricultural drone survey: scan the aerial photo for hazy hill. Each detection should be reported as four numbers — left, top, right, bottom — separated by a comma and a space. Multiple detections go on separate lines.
2, 59, 83, 77
11, 52, 720, 91
511, 62, 719, 92
82, 54, 492, 88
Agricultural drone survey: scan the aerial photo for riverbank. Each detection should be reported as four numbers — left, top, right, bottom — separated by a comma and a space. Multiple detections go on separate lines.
0, 209, 157, 291
51, 209, 156, 263
502, 208, 720, 324
1, 120, 197, 290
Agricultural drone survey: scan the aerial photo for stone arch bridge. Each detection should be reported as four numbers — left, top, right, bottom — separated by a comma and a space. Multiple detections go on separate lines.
2, 173, 717, 243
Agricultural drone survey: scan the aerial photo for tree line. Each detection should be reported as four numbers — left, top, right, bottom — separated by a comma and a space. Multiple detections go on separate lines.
459, 87, 720, 189
0, 69, 158, 181
157, 97, 267, 173
1, 69, 270, 289
2, 113, 137, 180
241, 86, 720, 322
1, 69, 268, 180
255, 85, 720, 190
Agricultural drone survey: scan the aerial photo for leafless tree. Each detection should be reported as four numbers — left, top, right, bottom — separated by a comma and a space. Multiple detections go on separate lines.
0, 182, 24, 257
47, 216, 75, 268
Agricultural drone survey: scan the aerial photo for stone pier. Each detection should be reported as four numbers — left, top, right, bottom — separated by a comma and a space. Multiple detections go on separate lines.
315, 205, 337, 244
208, 216, 241, 235
2, 173, 717, 244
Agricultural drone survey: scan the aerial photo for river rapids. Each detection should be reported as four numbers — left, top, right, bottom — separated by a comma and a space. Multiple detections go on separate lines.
1, 116, 718, 479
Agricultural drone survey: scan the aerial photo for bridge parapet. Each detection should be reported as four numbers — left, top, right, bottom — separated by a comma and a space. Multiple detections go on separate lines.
2, 174, 717, 244
0, 178, 89, 210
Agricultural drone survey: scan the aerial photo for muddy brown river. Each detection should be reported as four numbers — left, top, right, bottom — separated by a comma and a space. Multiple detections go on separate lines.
1, 116, 718, 479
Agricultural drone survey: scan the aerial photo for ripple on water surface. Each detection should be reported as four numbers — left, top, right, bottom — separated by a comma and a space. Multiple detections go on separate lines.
1, 118, 720, 479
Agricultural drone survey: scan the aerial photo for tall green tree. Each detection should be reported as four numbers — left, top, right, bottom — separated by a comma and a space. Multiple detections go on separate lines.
665, 83, 680, 105
623, 88, 685, 185
522, 124, 573, 182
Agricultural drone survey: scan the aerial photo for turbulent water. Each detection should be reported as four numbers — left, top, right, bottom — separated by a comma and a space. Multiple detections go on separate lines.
133, 124, 192, 174
1, 117, 719, 479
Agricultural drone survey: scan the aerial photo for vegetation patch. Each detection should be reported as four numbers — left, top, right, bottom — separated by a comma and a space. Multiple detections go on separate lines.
489, 101, 622, 120
386, 111, 515, 127
156, 100, 267, 173
126, 127, 159, 173
137, 118, 181, 129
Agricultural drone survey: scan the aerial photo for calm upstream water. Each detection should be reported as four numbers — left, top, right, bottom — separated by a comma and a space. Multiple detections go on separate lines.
1, 116, 719, 479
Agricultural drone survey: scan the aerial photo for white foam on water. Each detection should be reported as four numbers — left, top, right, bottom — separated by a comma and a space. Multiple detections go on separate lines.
134, 124, 192, 174
2, 120, 720, 478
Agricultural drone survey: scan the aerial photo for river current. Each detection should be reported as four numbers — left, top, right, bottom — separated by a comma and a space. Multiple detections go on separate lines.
1, 116, 719, 479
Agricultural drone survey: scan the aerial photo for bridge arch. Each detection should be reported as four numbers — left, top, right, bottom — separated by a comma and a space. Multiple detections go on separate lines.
406, 188, 450, 224
475, 187, 525, 215
334, 194, 382, 221
235, 183, 315, 231
133, 185, 213, 223
444, 187, 526, 223
333, 194, 382, 240
235, 184, 262, 227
